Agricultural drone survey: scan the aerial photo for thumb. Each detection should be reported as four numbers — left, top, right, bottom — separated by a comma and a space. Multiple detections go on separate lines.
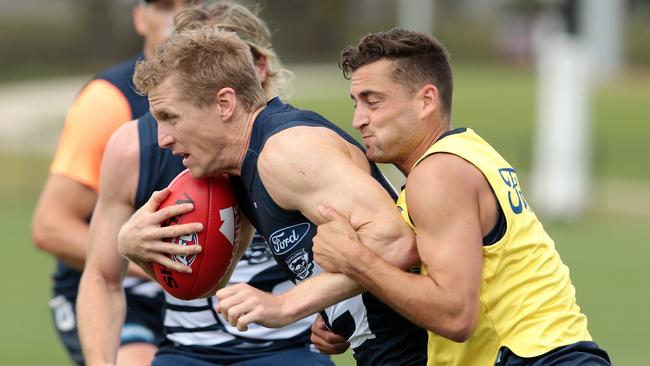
146, 188, 170, 211
318, 204, 346, 223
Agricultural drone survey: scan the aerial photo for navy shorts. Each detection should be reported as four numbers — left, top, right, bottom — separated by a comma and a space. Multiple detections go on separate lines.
152, 345, 334, 366
495, 341, 611, 366
49, 290, 165, 365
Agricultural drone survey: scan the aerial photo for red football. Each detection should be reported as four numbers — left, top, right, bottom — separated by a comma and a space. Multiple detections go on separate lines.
153, 169, 240, 300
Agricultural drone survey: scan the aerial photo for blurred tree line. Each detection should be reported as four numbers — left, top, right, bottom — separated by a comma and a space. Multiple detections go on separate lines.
0, 0, 649, 82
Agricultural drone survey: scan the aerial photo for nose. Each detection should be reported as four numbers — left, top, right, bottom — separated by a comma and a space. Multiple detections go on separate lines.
352, 107, 369, 131
157, 123, 174, 149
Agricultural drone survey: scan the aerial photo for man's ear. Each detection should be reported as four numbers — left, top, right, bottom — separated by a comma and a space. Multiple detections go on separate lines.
133, 5, 146, 37
216, 88, 237, 121
418, 84, 439, 120
254, 55, 268, 85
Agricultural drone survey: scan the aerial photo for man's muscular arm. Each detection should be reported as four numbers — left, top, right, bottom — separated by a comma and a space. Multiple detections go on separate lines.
314, 154, 485, 341
216, 126, 418, 330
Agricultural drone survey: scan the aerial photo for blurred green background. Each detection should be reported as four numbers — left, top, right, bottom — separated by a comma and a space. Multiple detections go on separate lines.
3, 63, 649, 365
1, 0, 649, 365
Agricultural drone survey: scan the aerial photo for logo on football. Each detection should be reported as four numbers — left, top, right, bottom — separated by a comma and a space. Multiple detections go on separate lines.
170, 232, 199, 266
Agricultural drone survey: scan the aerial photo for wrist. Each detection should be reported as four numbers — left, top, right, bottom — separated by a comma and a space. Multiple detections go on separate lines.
345, 245, 376, 282
278, 291, 301, 325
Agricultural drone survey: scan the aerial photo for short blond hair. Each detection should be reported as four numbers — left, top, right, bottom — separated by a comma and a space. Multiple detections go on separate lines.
172, 1, 292, 101
134, 27, 266, 112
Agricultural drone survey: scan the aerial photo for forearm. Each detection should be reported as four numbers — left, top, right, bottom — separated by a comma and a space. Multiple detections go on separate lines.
126, 261, 154, 279
347, 248, 475, 341
280, 272, 363, 324
128, 260, 157, 280
77, 271, 126, 365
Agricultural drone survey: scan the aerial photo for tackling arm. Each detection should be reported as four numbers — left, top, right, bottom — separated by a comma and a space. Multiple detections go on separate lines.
317, 153, 486, 341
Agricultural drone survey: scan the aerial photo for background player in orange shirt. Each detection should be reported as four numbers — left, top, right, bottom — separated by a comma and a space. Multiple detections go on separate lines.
32, 1, 197, 365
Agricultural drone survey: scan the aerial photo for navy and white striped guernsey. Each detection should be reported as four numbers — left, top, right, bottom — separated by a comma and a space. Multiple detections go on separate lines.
230, 98, 427, 365
136, 112, 316, 359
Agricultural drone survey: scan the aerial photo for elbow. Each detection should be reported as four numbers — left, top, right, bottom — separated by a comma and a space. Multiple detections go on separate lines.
31, 213, 55, 253
381, 233, 419, 270
394, 241, 420, 270
442, 319, 476, 343
81, 265, 122, 293
429, 304, 479, 343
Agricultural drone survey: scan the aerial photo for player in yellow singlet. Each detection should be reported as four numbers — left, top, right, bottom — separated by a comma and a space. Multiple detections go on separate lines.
312, 28, 611, 365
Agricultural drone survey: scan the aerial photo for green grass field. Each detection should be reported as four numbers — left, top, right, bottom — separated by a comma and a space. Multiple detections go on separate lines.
2, 64, 648, 365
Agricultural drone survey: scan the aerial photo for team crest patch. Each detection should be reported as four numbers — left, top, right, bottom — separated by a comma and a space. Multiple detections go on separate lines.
269, 223, 311, 255
285, 248, 314, 281
170, 233, 199, 266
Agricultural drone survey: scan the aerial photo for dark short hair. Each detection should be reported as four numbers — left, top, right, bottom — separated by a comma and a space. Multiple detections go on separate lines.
339, 28, 453, 118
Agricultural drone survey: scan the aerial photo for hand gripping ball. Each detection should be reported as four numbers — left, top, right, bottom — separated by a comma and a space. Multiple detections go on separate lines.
153, 169, 240, 300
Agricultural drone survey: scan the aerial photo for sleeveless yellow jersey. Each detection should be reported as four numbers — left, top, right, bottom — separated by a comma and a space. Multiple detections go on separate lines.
396, 128, 591, 365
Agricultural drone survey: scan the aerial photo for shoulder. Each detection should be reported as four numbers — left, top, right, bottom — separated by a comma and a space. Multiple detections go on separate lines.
104, 120, 139, 162
260, 126, 348, 166
99, 120, 140, 200
410, 152, 484, 186
75, 78, 127, 107
255, 126, 357, 211
406, 153, 486, 222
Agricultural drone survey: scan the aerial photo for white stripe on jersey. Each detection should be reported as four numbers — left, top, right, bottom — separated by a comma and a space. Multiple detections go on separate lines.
163, 254, 314, 346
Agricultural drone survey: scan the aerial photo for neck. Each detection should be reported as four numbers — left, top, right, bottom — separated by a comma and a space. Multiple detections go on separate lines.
143, 42, 153, 59
228, 105, 265, 176
396, 122, 452, 176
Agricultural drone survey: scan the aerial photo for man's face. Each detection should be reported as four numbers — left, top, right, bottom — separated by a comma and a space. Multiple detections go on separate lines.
149, 74, 225, 178
349, 59, 420, 165
135, 0, 195, 53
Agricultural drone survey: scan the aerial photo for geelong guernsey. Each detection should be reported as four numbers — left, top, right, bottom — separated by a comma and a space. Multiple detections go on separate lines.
136, 112, 315, 357
231, 97, 427, 366
396, 128, 591, 365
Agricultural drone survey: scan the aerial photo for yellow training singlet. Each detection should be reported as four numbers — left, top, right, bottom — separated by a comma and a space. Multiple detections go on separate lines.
396, 128, 591, 365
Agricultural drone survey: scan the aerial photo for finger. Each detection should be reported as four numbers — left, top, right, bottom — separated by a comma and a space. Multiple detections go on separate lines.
145, 189, 171, 212
153, 203, 195, 224
317, 204, 347, 223
156, 223, 204, 240
312, 317, 348, 343
312, 314, 326, 330
311, 332, 348, 355
237, 310, 261, 332
225, 303, 249, 328
160, 242, 202, 256
149, 253, 192, 273
215, 287, 232, 302
215, 283, 244, 301
322, 330, 348, 343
